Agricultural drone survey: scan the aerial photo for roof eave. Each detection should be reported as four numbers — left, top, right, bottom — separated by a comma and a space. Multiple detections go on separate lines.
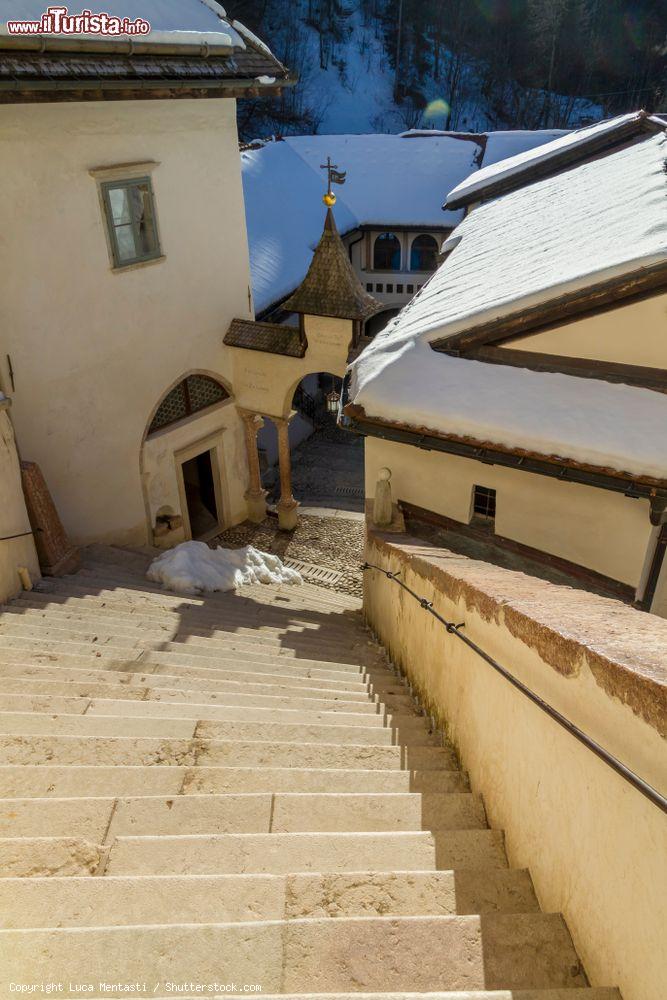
0, 74, 296, 102
340, 389, 667, 507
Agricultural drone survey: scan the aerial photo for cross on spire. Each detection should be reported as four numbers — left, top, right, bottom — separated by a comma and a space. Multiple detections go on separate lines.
320, 156, 347, 206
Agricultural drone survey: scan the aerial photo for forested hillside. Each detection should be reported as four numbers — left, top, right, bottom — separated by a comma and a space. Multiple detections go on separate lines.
227, 0, 666, 139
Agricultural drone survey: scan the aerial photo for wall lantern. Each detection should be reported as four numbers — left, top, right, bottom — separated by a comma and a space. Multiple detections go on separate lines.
326, 390, 341, 414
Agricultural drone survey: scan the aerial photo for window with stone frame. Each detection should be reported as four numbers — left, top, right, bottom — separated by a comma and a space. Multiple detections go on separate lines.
148, 375, 230, 436
101, 177, 161, 268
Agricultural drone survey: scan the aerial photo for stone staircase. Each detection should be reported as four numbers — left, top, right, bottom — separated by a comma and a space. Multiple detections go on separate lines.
0, 546, 620, 999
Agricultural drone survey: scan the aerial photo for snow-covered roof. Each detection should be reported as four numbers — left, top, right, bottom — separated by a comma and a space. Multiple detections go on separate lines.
242, 129, 565, 314
0, 1, 247, 48
445, 111, 661, 209
349, 133, 667, 481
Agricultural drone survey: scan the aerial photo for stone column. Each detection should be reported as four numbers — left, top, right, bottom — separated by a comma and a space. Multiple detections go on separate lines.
274, 414, 299, 531
238, 408, 267, 524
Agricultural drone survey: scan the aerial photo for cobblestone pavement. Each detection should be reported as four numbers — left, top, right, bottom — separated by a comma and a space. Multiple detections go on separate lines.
266, 419, 365, 512
214, 421, 367, 597
214, 512, 365, 598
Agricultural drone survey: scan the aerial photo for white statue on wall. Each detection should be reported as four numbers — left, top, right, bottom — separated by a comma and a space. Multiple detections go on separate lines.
373, 467, 393, 526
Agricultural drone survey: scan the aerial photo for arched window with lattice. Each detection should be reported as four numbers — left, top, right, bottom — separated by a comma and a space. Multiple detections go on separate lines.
148, 374, 230, 436
374, 232, 401, 271
410, 234, 439, 272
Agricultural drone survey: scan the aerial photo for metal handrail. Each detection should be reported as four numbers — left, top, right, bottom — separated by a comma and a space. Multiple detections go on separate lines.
362, 560, 667, 815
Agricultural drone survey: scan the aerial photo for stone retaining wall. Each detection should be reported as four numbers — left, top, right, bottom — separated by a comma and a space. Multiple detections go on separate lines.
364, 523, 667, 1000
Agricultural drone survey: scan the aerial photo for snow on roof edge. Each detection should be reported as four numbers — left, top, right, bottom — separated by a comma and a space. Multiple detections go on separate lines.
0, 25, 240, 47
399, 252, 667, 348
445, 111, 654, 205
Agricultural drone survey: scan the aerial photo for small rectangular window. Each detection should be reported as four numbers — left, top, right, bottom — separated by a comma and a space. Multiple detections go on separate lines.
406, 283, 414, 293
101, 177, 161, 268
375, 283, 384, 293
396, 283, 404, 293
472, 485, 496, 522
386, 283, 394, 293
366, 283, 373, 292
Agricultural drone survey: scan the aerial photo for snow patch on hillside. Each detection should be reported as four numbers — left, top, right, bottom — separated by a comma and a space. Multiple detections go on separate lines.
268, 4, 600, 136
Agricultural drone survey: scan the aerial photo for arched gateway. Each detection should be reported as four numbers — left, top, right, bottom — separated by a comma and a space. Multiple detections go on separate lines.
223, 206, 381, 529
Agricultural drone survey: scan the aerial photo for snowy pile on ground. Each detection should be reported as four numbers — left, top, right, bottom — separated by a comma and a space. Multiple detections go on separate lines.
147, 541, 302, 595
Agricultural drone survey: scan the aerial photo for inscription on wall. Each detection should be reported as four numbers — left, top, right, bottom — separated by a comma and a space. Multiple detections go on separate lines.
240, 365, 271, 393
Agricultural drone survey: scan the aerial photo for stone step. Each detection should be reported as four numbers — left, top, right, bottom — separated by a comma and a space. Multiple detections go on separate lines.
0, 829, 503, 878
0, 676, 405, 714
1, 692, 421, 729
0, 913, 586, 993
143, 645, 386, 674
0, 868, 539, 928
0, 662, 383, 702
9, 590, 370, 638
155, 639, 382, 668
0, 621, 370, 665
0, 643, 382, 678
0, 602, 371, 648
0, 642, 383, 685
103, 830, 507, 876
0, 734, 458, 770
0, 635, 381, 674
0, 791, 486, 839
0, 765, 469, 798
18, 587, 362, 627
7, 598, 371, 643
152, 662, 402, 695
0, 711, 439, 746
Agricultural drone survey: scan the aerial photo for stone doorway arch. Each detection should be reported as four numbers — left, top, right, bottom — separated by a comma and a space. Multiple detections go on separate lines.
139, 370, 237, 547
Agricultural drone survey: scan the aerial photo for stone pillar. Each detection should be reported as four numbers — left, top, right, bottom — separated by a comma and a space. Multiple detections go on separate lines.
275, 415, 299, 531
373, 467, 393, 527
239, 408, 267, 524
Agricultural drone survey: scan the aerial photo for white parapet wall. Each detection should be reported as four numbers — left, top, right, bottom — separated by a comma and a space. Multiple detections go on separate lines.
364, 523, 667, 1000
0, 399, 40, 602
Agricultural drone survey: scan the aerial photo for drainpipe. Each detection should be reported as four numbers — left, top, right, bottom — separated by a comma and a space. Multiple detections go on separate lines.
636, 497, 667, 611
637, 521, 667, 612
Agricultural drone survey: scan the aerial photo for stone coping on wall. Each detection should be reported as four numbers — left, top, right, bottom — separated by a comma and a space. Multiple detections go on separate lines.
366, 520, 667, 738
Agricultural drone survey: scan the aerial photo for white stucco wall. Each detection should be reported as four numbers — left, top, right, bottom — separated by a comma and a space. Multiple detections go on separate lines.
0, 402, 40, 602
365, 437, 653, 589
230, 315, 354, 418
0, 99, 252, 546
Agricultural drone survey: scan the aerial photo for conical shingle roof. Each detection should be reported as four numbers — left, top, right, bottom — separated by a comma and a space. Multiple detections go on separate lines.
284, 208, 382, 321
